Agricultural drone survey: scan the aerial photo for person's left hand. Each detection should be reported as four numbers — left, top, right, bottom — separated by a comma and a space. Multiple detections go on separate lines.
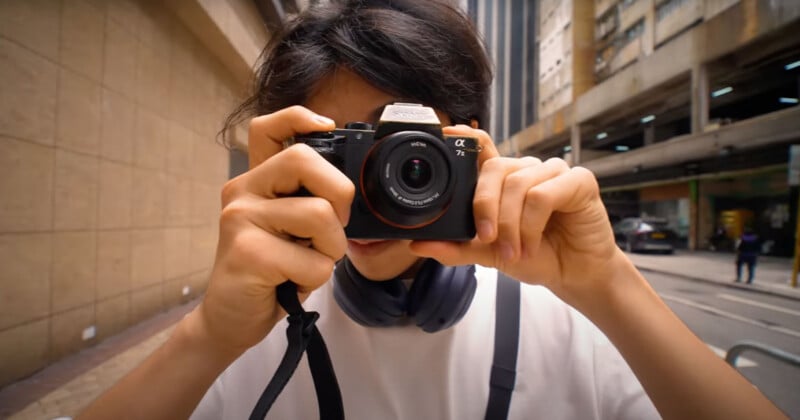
409, 125, 626, 305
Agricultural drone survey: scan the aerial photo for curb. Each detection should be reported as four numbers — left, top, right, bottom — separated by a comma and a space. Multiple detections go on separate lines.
634, 265, 800, 302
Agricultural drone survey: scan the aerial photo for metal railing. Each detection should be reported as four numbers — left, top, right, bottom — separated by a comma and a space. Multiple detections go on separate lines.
725, 340, 800, 369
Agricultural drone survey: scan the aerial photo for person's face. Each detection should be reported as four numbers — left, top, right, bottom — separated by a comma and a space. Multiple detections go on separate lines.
304, 68, 451, 281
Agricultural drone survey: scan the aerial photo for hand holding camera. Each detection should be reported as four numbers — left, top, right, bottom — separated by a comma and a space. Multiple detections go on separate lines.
198, 105, 352, 354
294, 103, 481, 240
408, 127, 626, 309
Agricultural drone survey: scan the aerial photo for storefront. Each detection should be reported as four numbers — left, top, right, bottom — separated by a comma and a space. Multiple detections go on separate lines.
639, 183, 691, 249
697, 167, 793, 256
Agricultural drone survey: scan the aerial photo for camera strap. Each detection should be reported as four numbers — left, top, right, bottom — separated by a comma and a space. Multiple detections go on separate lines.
249, 281, 344, 420
249, 272, 519, 420
485, 271, 520, 420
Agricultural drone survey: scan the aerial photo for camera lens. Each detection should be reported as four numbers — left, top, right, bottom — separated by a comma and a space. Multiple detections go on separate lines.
360, 130, 456, 228
400, 158, 433, 190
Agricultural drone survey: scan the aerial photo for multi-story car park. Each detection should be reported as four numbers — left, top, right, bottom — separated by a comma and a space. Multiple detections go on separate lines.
479, 0, 800, 256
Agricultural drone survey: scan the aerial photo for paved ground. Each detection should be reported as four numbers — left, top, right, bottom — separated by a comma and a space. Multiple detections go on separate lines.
0, 300, 197, 420
628, 250, 800, 300
1, 251, 798, 420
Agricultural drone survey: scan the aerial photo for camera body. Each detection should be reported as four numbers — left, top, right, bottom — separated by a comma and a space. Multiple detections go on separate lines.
294, 103, 479, 240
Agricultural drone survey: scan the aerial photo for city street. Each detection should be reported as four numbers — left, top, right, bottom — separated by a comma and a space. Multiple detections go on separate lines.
3, 252, 800, 419
646, 271, 800, 418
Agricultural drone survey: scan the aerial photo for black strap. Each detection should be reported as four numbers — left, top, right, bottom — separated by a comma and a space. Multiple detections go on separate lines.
249, 282, 344, 420
484, 272, 520, 420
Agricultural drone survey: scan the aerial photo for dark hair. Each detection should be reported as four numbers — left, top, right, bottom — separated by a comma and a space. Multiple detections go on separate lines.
222, 0, 492, 147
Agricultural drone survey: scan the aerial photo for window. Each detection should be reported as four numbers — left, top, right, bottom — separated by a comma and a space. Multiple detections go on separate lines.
625, 19, 645, 41
656, 0, 688, 22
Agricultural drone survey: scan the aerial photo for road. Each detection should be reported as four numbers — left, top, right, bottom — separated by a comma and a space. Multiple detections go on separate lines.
645, 271, 800, 418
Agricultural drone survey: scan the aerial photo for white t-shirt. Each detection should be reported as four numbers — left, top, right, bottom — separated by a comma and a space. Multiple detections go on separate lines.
191, 266, 659, 419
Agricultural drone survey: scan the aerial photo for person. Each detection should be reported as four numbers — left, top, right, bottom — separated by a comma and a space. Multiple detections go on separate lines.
710, 223, 727, 251
78, 1, 787, 419
736, 227, 761, 284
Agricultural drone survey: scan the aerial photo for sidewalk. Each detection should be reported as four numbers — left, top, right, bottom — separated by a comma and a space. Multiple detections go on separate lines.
0, 299, 197, 420
1, 251, 798, 420
627, 250, 800, 301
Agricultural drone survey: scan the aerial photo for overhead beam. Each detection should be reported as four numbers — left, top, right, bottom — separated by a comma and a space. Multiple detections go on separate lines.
504, 104, 573, 154
582, 106, 800, 178
166, 0, 269, 86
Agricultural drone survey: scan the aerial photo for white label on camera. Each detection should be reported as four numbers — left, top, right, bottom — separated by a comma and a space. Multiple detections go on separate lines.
390, 186, 440, 206
380, 103, 441, 125
455, 139, 466, 147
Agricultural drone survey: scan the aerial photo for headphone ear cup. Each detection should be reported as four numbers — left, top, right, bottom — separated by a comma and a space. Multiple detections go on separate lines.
408, 261, 477, 333
333, 257, 409, 327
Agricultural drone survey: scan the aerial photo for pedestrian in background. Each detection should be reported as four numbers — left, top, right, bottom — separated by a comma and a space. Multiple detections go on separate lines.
736, 227, 761, 284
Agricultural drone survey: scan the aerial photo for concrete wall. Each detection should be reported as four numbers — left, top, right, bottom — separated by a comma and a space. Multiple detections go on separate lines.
654, 0, 703, 45
619, 0, 648, 32
0, 0, 242, 387
704, 0, 739, 20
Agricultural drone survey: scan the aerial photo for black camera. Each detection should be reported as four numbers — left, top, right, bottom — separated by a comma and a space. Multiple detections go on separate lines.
293, 103, 480, 240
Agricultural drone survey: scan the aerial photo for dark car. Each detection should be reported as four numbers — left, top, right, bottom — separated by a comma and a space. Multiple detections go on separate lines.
613, 217, 677, 254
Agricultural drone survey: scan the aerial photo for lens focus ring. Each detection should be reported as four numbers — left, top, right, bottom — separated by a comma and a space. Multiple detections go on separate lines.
360, 131, 456, 228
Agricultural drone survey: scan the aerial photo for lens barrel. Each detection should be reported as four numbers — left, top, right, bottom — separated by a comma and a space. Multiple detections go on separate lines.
361, 131, 456, 228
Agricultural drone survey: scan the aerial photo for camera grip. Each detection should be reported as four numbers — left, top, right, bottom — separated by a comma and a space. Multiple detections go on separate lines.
292, 131, 345, 198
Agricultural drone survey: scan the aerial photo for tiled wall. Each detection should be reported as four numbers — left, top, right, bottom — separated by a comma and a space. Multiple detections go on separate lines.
0, 0, 238, 387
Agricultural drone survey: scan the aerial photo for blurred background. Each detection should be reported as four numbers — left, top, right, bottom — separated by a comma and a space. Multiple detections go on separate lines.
475, 0, 799, 257
0, 0, 799, 418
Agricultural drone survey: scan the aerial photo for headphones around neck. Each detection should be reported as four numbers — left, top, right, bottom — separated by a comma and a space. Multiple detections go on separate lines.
332, 257, 477, 333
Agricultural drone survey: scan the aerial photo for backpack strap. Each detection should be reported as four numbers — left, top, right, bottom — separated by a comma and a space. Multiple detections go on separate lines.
484, 271, 520, 420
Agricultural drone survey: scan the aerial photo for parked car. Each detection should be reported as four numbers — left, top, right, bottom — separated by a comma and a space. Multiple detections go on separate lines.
613, 217, 677, 254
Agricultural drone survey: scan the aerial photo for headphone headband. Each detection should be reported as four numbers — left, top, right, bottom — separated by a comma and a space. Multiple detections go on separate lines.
333, 257, 477, 333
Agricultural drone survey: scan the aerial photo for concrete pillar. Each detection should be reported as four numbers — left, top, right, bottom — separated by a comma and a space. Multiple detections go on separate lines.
643, 0, 656, 56
689, 65, 709, 248
570, 124, 582, 165
691, 63, 709, 133
644, 124, 655, 145
689, 179, 698, 250
571, 0, 596, 99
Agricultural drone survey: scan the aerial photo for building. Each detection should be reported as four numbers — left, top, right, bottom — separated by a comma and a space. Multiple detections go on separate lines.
0, 0, 269, 388
495, 0, 800, 255
468, 0, 539, 143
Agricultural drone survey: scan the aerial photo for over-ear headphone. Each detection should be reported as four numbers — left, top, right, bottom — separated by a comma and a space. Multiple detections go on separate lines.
332, 257, 477, 333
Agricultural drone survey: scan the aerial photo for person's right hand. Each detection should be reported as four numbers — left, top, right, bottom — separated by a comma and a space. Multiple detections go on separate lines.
193, 106, 355, 356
